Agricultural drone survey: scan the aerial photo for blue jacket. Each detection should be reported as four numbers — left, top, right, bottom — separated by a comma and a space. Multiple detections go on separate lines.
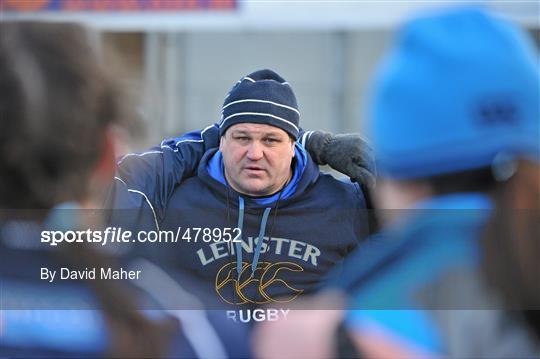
335, 193, 498, 355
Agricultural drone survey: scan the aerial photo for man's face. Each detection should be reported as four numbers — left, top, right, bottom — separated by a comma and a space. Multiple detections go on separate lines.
220, 123, 295, 197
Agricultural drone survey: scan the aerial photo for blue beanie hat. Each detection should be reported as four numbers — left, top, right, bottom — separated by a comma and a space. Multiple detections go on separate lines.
219, 69, 300, 139
369, 7, 540, 179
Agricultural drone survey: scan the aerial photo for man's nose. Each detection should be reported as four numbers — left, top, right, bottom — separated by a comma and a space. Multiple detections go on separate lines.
246, 141, 264, 160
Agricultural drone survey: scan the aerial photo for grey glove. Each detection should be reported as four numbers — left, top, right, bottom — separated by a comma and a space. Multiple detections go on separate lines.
305, 131, 376, 189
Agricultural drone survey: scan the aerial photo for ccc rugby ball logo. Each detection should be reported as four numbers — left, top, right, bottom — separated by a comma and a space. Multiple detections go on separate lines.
215, 261, 304, 305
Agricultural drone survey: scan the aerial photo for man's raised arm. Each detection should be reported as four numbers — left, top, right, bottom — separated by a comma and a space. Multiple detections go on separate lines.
105, 124, 220, 227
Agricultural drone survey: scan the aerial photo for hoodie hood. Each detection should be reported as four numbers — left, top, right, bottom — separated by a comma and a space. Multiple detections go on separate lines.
199, 143, 320, 279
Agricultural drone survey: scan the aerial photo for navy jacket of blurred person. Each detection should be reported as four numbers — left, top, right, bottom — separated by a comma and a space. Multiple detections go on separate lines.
0, 21, 249, 358
330, 7, 540, 358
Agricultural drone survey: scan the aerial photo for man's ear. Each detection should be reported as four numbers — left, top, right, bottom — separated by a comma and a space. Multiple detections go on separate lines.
219, 135, 225, 152
291, 139, 296, 158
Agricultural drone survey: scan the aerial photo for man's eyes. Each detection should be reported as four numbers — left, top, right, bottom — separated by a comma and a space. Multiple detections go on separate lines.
233, 136, 280, 144
234, 136, 250, 141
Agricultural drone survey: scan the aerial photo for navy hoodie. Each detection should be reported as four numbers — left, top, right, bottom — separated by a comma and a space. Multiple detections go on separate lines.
159, 146, 368, 308
108, 125, 369, 309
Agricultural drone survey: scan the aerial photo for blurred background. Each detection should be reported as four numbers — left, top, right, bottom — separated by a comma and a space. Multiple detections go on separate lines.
3, 0, 539, 150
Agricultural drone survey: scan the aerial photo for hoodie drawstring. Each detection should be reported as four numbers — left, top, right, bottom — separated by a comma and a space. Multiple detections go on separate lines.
235, 196, 272, 278
235, 197, 245, 277
250, 207, 271, 276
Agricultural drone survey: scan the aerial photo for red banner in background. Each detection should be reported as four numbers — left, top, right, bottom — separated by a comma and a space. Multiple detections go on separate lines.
1, 0, 237, 11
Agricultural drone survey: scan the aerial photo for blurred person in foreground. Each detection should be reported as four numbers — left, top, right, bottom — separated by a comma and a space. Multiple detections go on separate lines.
0, 21, 248, 358
254, 6, 540, 358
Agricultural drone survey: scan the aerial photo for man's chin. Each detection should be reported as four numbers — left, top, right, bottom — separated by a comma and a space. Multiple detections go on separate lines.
237, 181, 272, 197
243, 168, 267, 178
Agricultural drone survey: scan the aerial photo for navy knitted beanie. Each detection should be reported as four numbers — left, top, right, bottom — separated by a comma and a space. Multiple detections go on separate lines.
219, 69, 300, 139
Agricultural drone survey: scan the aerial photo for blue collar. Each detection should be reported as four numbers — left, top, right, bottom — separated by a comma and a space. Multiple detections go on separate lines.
207, 143, 307, 205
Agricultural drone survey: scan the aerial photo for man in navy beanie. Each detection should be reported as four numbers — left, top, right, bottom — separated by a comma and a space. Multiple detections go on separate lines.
217, 69, 303, 199
109, 68, 376, 227
110, 68, 371, 324
216, 70, 302, 198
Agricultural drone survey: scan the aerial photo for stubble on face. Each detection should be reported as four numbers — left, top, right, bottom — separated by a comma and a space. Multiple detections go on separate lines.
220, 123, 295, 197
